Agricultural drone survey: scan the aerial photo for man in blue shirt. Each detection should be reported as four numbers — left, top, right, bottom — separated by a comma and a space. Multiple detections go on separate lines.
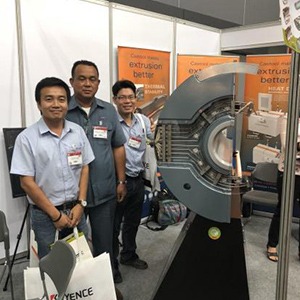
11, 77, 95, 258
112, 80, 153, 283
66, 61, 127, 294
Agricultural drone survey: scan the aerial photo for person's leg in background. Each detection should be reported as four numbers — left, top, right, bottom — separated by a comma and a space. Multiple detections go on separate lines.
120, 176, 148, 269
113, 196, 126, 283
267, 171, 283, 262
87, 201, 123, 300
87, 200, 116, 264
293, 175, 300, 259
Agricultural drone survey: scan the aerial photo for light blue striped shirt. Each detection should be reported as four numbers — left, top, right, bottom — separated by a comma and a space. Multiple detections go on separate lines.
118, 113, 152, 177
11, 118, 95, 205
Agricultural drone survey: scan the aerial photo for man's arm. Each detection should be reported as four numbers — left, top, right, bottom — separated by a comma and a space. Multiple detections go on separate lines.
69, 164, 89, 227
113, 145, 127, 202
20, 176, 72, 230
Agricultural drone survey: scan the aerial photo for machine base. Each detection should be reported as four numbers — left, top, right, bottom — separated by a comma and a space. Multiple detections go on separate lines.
152, 213, 249, 300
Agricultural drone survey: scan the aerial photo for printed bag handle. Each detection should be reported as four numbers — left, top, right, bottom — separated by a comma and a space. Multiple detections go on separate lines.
54, 226, 83, 260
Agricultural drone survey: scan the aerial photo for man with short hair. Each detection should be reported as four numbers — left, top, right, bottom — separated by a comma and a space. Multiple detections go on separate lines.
112, 79, 153, 283
66, 60, 126, 300
11, 77, 94, 258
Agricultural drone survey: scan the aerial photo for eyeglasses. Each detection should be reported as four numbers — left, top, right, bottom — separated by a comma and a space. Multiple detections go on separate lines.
116, 95, 136, 101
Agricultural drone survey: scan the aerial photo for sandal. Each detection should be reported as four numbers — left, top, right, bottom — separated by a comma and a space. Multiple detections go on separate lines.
267, 247, 278, 262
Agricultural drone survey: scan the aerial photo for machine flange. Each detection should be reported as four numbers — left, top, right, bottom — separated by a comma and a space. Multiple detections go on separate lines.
155, 63, 258, 222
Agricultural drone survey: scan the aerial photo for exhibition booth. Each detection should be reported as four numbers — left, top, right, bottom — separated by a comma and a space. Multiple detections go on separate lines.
0, 0, 298, 299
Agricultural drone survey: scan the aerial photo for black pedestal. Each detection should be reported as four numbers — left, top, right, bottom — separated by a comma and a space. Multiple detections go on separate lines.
153, 213, 249, 300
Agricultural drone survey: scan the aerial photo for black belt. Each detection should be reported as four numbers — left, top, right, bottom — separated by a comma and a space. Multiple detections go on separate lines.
126, 172, 143, 179
32, 200, 78, 211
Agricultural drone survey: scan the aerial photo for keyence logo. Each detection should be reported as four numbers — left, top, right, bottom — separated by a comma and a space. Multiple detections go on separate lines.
50, 287, 94, 299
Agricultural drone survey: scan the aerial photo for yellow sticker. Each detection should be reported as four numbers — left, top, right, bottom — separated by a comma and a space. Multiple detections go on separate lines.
208, 227, 221, 240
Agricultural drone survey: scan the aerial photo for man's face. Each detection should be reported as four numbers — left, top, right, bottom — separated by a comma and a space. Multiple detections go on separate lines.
113, 88, 137, 116
70, 64, 100, 102
37, 86, 68, 122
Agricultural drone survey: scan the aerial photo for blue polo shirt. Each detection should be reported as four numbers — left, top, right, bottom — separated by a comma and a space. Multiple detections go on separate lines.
66, 96, 126, 207
10, 118, 95, 206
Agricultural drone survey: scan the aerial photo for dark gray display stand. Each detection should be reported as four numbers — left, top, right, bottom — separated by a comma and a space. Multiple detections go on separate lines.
3, 127, 26, 198
153, 213, 249, 300
2, 127, 28, 292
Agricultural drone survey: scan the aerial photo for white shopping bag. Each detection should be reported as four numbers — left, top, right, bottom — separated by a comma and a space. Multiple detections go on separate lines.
30, 227, 93, 267
24, 252, 116, 300
135, 113, 161, 192
29, 229, 39, 267
61, 227, 93, 262
142, 142, 161, 192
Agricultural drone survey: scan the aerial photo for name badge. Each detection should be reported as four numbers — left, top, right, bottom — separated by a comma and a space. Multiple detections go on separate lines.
128, 136, 142, 149
68, 151, 82, 166
93, 126, 107, 139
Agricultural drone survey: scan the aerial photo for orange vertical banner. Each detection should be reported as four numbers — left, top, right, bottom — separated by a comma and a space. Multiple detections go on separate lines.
241, 54, 291, 171
118, 46, 170, 107
244, 54, 291, 112
176, 55, 239, 87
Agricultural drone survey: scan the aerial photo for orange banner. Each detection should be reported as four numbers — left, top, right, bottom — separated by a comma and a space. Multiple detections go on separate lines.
118, 46, 170, 106
244, 54, 291, 112
240, 54, 291, 171
176, 55, 239, 86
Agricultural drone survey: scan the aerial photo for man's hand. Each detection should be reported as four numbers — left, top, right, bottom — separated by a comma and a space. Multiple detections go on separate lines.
69, 205, 84, 227
117, 184, 127, 203
53, 212, 72, 230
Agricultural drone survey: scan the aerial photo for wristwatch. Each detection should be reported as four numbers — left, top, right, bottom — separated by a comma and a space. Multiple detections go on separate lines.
76, 199, 87, 208
117, 180, 127, 185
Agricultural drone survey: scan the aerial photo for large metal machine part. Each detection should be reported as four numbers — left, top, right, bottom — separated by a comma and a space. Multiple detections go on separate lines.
155, 63, 258, 223
136, 95, 167, 121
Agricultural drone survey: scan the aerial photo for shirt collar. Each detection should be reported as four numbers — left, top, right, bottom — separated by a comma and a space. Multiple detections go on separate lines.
38, 117, 71, 136
68, 95, 104, 111
38, 118, 50, 135
117, 112, 137, 125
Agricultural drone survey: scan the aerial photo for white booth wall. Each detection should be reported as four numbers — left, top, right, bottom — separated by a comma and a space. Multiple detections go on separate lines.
21, 0, 110, 125
221, 21, 284, 51
0, 0, 25, 260
0, 0, 222, 259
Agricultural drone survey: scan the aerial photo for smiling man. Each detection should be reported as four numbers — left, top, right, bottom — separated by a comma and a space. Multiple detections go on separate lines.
112, 80, 154, 283
11, 77, 94, 258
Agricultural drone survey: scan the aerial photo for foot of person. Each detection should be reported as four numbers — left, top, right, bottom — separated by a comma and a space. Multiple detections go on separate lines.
114, 269, 123, 283
120, 257, 148, 269
267, 246, 278, 262
115, 287, 123, 300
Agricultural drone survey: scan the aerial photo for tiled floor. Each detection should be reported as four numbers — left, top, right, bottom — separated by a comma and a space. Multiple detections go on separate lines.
1, 215, 300, 300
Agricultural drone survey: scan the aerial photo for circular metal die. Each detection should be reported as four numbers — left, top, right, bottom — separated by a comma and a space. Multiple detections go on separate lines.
202, 116, 234, 175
